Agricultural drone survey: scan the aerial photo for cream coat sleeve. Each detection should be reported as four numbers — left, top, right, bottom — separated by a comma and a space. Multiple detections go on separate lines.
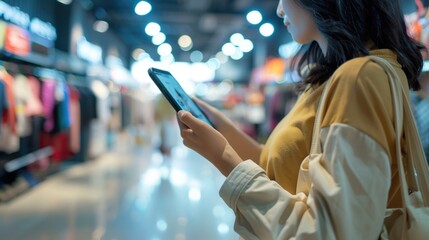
219, 123, 391, 240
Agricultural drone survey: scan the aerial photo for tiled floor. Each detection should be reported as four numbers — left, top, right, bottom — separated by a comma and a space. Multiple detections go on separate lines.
0, 133, 238, 240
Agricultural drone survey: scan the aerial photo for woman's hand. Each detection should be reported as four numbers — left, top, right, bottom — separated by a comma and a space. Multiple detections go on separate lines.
177, 110, 242, 176
192, 97, 235, 133
193, 97, 263, 163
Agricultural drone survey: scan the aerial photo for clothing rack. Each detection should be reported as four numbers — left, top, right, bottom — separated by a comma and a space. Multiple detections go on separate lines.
0, 54, 87, 77
3, 147, 53, 173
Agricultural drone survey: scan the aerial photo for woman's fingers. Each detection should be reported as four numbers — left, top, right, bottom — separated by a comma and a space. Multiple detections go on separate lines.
193, 97, 217, 115
178, 110, 206, 132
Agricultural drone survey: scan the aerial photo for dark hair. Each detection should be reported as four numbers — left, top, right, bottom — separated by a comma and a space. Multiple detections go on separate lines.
291, 0, 426, 91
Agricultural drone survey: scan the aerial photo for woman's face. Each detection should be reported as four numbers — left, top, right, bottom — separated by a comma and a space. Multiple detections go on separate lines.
277, 0, 323, 46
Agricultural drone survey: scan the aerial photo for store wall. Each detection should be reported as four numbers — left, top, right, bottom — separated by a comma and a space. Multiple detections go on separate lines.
69, 1, 130, 68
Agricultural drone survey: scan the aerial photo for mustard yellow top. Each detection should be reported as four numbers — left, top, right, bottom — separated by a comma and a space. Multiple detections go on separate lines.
259, 49, 407, 207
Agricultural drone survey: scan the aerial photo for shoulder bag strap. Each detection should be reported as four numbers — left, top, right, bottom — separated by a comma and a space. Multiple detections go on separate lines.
310, 55, 429, 207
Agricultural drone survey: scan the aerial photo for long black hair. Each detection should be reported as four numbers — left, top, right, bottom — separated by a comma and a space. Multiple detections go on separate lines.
291, 0, 426, 91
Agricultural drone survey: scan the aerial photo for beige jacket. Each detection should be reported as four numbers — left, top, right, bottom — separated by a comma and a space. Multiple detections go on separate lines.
219, 51, 408, 239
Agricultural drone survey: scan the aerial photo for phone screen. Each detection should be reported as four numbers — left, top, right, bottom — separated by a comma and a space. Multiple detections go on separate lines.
148, 67, 214, 127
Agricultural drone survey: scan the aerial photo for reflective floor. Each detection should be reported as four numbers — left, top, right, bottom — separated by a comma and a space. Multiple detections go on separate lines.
0, 133, 238, 240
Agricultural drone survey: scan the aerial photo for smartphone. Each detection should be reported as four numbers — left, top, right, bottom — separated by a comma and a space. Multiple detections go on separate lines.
148, 67, 214, 127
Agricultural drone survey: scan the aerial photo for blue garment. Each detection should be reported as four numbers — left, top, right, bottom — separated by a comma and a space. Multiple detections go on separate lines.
0, 80, 7, 126
410, 91, 429, 162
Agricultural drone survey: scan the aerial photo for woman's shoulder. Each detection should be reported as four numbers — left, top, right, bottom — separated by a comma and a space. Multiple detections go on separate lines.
327, 55, 392, 94
334, 56, 387, 82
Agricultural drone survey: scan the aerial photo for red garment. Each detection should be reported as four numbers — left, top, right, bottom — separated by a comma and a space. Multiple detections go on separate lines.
40, 131, 71, 162
0, 68, 16, 132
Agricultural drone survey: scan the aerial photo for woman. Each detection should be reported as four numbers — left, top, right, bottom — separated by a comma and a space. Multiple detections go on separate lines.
177, 0, 425, 239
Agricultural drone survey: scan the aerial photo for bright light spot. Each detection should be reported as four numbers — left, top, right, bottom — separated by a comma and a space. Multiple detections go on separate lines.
181, 43, 193, 51
156, 219, 168, 231
423, 60, 429, 72
195, 83, 209, 96
246, 10, 262, 25
231, 48, 243, 60
207, 58, 221, 70
188, 187, 201, 202
160, 54, 175, 64
152, 152, 164, 165
131, 58, 154, 84
160, 166, 170, 179
222, 43, 236, 56
230, 33, 244, 46
157, 43, 172, 56
218, 80, 233, 95
279, 41, 301, 59
135, 1, 152, 15
259, 23, 275, 37
57, 0, 72, 4
190, 63, 215, 82
239, 39, 254, 53
93, 20, 109, 33
145, 22, 161, 36
152, 32, 166, 45
212, 205, 226, 218
216, 52, 228, 64
217, 223, 230, 234
190, 50, 203, 62
178, 35, 193, 50
170, 169, 188, 187
132, 48, 145, 61
140, 169, 161, 188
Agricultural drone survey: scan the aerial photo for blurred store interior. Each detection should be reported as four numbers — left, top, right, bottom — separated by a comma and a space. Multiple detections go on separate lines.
1, 0, 429, 239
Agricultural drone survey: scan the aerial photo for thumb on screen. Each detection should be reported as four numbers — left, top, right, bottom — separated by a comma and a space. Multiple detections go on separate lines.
178, 110, 203, 130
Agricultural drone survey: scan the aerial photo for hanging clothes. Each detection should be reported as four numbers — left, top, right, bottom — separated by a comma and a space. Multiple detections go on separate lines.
54, 80, 71, 132
25, 76, 44, 117
41, 79, 56, 133
69, 86, 80, 154
0, 67, 19, 153
13, 74, 32, 137
0, 80, 7, 129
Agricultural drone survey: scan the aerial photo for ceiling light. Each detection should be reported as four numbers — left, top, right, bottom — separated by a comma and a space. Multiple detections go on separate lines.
178, 35, 193, 49
57, 0, 73, 5
239, 39, 254, 53
57, 0, 72, 4
157, 43, 172, 56
230, 33, 244, 46
93, 20, 109, 33
190, 50, 203, 62
231, 49, 243, 60
145, 22, 160, 36
135, 1, 152, 16
217, 223, 230, 235
246, 10, 262, 25
222, 43, 236, 56
216, 52, 228, 64
259, 23, 274, 37
152, 32, 166, 45
132, 48, 145, 61
160, 54, 175, 64
279, 41, 300, 59
207, 58, 221, 70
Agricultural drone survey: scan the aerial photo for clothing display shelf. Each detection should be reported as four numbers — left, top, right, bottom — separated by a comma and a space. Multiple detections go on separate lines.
4, 147, 53, 173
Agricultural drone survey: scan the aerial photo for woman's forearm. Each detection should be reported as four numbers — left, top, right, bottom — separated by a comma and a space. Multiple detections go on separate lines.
220, 124, 263, 164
